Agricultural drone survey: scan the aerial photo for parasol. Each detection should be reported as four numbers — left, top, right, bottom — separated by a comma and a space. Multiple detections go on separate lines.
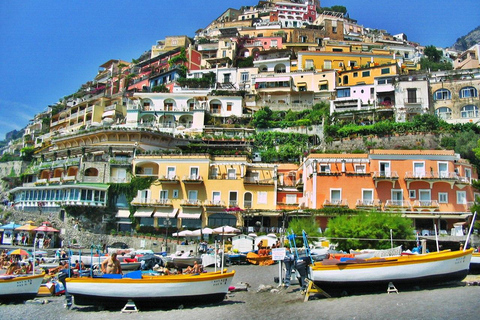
172, 230, 193, 237
8, 249, 31, 256
213, 225, 241, 234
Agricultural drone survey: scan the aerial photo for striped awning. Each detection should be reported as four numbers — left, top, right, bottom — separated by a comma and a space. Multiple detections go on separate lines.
116, 209, 130, 218
177, 209, 202, 219
133, 207, 154, 217
153, 208, 179, 218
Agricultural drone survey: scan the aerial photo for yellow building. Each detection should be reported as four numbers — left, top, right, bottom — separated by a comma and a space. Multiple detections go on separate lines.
338, 62, 399, 86
295, 49, 396, 73
132, 154, 277, 231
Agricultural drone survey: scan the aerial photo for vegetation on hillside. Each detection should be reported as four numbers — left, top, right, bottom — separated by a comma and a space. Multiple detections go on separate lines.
419, 45, 452, 71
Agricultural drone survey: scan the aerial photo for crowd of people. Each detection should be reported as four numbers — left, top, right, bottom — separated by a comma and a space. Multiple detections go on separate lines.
0, 249, 34, 275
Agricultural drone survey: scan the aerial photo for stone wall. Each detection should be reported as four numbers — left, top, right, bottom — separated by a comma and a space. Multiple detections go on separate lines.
320, 133, 444, 152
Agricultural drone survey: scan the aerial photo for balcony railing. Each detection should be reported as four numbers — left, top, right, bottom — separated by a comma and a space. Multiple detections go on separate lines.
404, 171, 457, 180
412, 200, 440, 210
355, 199, 381, 209
204, 200, 226, 207
182, 175, 203, 183
384, 200, 411, 211
243, 176, 274, 185
181, 199, 202, 207
372, 171, 399, 179
158, 175, 179, 183
323, 199, 349, 207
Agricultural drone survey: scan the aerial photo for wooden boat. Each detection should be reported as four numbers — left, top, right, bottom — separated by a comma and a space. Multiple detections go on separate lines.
246, 251, 275, 266
310, 249, 473, 294
0, 272, 45, 302
470, 252, 480, 273
65, 270, 235, 308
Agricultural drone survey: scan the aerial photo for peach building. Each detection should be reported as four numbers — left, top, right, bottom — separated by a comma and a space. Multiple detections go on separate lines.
299, 150, 478, 233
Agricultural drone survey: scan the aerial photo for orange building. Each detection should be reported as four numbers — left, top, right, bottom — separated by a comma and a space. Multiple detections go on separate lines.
299, 150, 478, 234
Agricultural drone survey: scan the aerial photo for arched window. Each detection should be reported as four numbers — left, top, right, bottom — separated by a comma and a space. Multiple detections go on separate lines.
434, 89, 451, 100
459, 86, 477, 98
84, 167, 99, 177
274, 63, 286, 73
435, 107, 452, 120
258, 65, 268, 73
460, 105, 478, 118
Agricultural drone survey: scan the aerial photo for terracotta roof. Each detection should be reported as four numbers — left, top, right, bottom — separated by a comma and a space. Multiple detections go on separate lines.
308, 153, 369, 159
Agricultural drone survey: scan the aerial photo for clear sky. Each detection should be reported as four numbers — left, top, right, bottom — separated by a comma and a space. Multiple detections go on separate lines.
0, 0, 479, 140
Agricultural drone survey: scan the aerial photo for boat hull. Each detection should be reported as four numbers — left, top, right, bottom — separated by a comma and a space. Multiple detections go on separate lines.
470, 252, 480, 273
65, 270, 235, 308
0, 273, 45, 302
310, 249, 472, 294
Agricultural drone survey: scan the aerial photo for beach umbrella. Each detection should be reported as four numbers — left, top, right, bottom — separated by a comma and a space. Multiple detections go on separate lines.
15, 222, 38, 231
213, 225, 241, 234
248, 233, 258, 238
8, 249, 31, 256
0, 222, 22, 230
172, 230, 193, 237
191, 227, 214, 236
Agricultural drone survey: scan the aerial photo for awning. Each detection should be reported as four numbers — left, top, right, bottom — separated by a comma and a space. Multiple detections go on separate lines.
116, 209, 131, 218
102, 110, 115, 118
133, 207, 154, 217
297, 82, 307, 87
177, 209, 202, 219
153, 208, 178, 218
255, 76, 291, 83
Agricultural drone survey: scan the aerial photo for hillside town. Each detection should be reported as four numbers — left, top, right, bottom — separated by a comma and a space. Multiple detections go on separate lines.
1, 0, 480, 248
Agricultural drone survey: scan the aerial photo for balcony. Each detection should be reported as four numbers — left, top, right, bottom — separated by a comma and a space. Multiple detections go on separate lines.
404, 171, 458, 188
372, 171, 399, 187
131, 197, 154, 206
384, 200, 411, 212
412, 200, 440, 212
323, 199, 349, 208
204, 200, 226, 208
243, 176, 274, 185
158, 175, 179, 184
180, 199, 202, 207
181, 175, 203, 184
295, 178, 303, 191
355, 199, 382, 210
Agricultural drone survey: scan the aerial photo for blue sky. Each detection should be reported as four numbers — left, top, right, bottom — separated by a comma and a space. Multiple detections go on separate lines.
0, 0, 478, 140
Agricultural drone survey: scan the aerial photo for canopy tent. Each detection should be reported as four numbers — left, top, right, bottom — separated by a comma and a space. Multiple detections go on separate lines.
0, 222, 22, 230
15, 222, 38, 231
34, 225, 59, 232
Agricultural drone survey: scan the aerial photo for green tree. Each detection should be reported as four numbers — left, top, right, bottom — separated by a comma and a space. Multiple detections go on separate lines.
252, 107, 273, 128
324, 212, 414, 251
424, 45, 442, 63
287, 217, 322, 246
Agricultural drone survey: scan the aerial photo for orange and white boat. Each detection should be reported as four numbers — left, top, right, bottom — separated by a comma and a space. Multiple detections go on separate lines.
310, 249, 473, 293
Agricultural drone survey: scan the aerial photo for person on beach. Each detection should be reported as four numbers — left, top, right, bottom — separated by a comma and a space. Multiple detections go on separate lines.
101, 252, 122, 274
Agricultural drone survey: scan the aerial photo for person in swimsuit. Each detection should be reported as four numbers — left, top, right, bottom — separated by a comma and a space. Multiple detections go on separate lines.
101, 252, 122, 274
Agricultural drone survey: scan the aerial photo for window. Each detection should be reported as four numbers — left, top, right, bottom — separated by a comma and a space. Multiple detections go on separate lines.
456, 191, 466, 204
413, 162, 425, 177
355, 165, 366, 173
257, 191, 267, 204
188, 190, 198, 202
144, 168, 153, 175
241, 72, 249, 82
362, 189, 373, 205
159, 190, 168, 202
459, 86, 477, 98
229, 191, 238, 207
189, 167, 199, 179
227, 168, 236, 179
407, 88, 417, 103
438, 192, 448, 203
167, 167, 176, 179
300, 36, 307, 43
227, 103, 232, 111
223, 73, 231, 83
337, 88, 351, 98
285, 194, 297, 204
330, 189, 341, 204
362, 71, 370, 77
271, 40, 278, 47
381, 68, 390, 74
465, 168, 472, 182
222, 50, 226, 58
172, 190, 178, 198
212, 191, 221, 204
323, 60, 332, 69
409, 190, 416, 198
434, 89, 451, 100
461, 105, 478, 118
435, 107, 452, 120
353, 72, 358, 77
319, 82, 328, 90
320, 164, 330, 173
305, 59, 314, 70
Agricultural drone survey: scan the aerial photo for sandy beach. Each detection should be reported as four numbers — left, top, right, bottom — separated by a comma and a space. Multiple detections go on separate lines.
2, 263, 480, 320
